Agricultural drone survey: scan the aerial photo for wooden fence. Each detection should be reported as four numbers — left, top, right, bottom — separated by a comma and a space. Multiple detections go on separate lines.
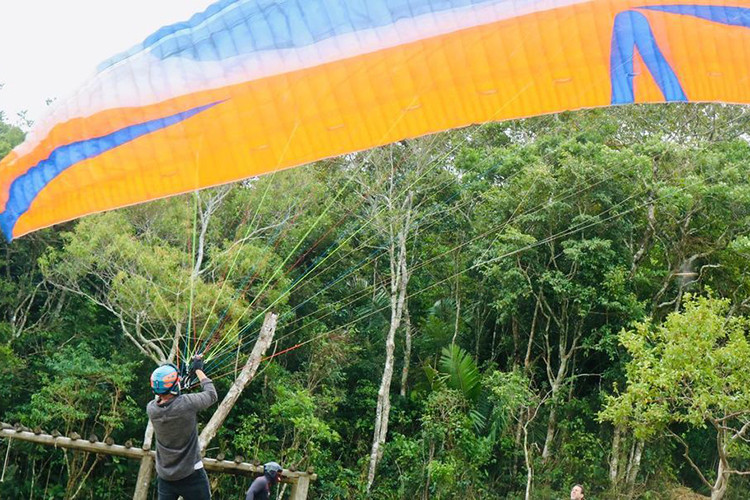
0, 422, 316, 499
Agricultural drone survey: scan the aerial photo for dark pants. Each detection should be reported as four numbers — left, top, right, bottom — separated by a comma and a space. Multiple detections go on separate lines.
157, 468, 211, 500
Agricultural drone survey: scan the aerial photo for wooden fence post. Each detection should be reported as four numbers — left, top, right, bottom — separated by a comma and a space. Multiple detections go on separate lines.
133, 421, 154, 500
290, 475, 311, 500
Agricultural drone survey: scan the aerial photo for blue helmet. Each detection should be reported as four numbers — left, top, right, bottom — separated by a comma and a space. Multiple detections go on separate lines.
264, 462, 282, 485
150, 364, 180, 395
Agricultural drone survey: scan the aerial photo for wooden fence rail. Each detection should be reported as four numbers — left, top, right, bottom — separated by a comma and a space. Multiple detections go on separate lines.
0, 423, 316, 499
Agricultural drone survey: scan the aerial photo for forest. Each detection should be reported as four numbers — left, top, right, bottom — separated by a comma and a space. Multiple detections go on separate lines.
1, 103, 750, 499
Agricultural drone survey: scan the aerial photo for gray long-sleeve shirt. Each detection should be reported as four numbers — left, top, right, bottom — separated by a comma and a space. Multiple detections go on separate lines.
245, 476, 270, 500
147, 377, 218, 481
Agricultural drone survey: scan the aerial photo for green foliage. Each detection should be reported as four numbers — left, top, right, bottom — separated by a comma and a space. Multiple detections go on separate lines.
0, 119, 24, 160
5, 105, 750, 498
438, 345, 481, 403
483, 370, 534, 434
601, 294, 750, 438
25, 344, 140, 436
381, 388, 493, 500
602, 294, 750, 496
269, 383, 341, 464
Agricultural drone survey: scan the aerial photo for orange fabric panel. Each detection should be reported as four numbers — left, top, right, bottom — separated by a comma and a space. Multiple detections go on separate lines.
4, 0, 750, 238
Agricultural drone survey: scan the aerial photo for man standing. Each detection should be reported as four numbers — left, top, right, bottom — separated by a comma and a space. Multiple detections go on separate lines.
245, 462, 283, 500
148, 356, 218, 500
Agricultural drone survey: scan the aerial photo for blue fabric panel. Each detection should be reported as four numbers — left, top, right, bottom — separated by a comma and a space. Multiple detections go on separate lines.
99, 0, 499, 69
0, 102, 221, 241
639, 5, 750, 28
610, 4, 750, 105
610, 10, 687, 105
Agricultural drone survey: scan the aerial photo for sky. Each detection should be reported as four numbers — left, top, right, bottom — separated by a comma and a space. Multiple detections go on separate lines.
0, 0, 214, 128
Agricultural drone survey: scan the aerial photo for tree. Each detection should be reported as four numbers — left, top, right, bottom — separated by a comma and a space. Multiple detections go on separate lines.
37, 182, 299, 498
358, 145, 417, 492
601, 294, 750, 500
25, 345, 139, 499
470, 137, 646, 464
0, 118, 24, 161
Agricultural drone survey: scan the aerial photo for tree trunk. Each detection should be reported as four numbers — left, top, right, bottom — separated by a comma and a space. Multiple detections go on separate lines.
423, 441, 435, 500
625, 439, 644, 498
542, 345, 571, 462
132, 421, 155, 500
193, 188, 230, 277
367, 196, 412, 492
711, 435, 730, 500
542, 369, 566, 462
609, 425, 622, 488
711, 472, 729, 500
199, 313, 277, 452
541, 403, 558, 462
366, 259, 408, 491
400, 303, 411, 397
512, 408, 524, 478
523, 413, 534, 500
451, 296, 461, 345
366, 290, 400, 492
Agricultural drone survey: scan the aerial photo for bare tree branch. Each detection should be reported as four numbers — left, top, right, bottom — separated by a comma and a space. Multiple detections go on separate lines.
668, 429, 713, 490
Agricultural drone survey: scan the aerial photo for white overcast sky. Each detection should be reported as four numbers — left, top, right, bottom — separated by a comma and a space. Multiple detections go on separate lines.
0, 0, 214, 128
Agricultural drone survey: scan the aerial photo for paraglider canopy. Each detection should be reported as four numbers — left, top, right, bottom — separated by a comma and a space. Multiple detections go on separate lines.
3, 0, 750, 240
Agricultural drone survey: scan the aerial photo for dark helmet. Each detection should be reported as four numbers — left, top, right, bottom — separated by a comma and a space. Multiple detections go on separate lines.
264, 461, 282, 485
150, 364, 181, 395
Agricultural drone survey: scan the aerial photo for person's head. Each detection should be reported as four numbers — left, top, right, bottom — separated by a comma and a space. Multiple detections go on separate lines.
570, 484, 584, 500
264, 461, 283, 486
150, 364, 181, 398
